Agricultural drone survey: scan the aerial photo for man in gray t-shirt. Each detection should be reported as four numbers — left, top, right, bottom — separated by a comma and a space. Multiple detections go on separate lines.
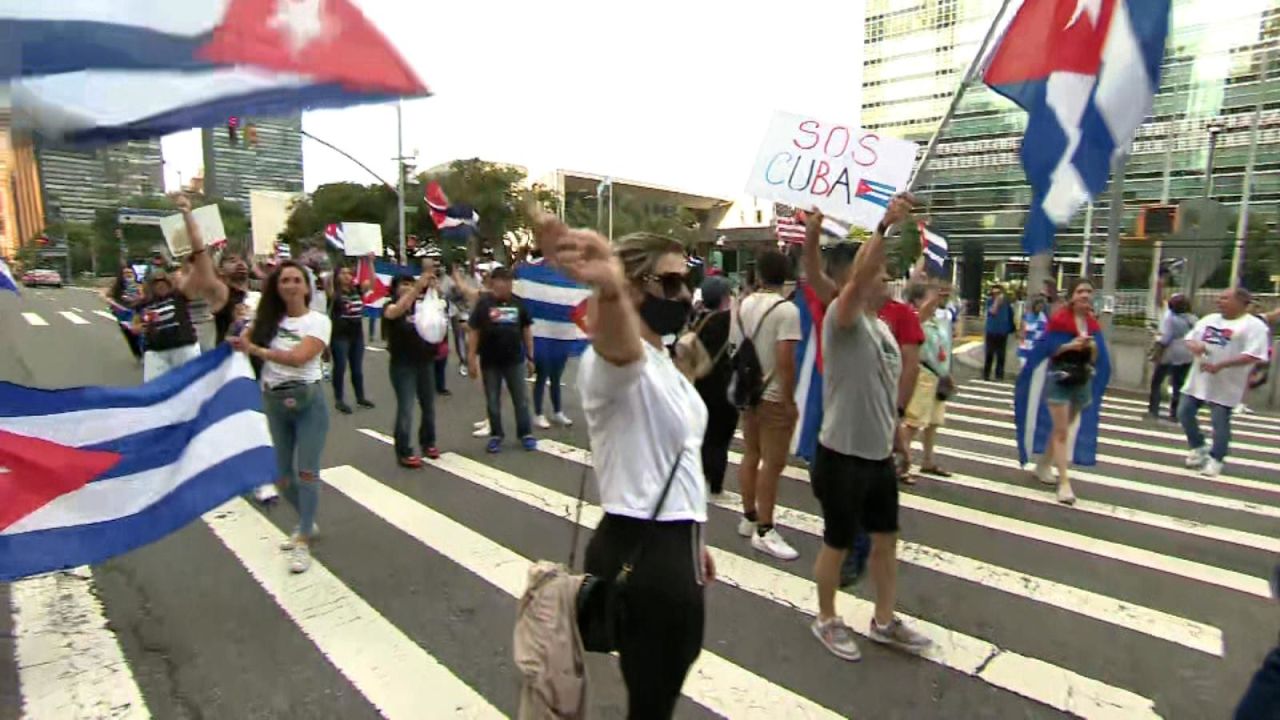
806, 195, 931, 663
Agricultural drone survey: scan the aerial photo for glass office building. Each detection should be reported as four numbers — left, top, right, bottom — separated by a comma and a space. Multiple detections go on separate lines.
202, 114, 304, 214
863, 0, 1278, 283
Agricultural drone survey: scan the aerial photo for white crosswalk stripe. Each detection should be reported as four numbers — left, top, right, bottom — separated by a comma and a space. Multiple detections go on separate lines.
93, 310, 119, 322
21, 312, 48, 326
58, 311, 90, 325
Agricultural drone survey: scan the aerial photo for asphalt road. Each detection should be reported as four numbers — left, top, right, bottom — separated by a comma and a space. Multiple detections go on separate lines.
2, 287, 1277, 719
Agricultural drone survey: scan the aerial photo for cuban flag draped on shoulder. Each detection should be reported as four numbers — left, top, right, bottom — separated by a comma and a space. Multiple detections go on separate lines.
1014, 307, 1111, 467
0, 257, 18, 295
2, 0, 429, 145
513, 258, 590, 364
789, 282, 827, 463
983, 0, 1171, 255
0, 346, 276, 580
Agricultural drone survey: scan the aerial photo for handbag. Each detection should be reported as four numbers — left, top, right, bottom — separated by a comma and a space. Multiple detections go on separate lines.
921, 361, 955, 401
574, 451, 683, 653
413, 288, 449, 344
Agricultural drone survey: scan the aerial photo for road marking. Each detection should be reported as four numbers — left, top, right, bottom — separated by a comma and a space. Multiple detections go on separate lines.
21, 312, 48, 327
203, 497, 503, 719
327, 451, 844, 720
365, 345, 386, 353
933, 445, 1280, 520
420, 448, 1160, 719
58, 311, 90, 325
70, 307, 82, 312
11, 566, 150, 719
93, 310, 118, 322
957, 386, 1280, 441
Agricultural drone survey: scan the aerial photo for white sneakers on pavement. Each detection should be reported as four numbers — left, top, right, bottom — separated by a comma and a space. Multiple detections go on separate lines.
1200, 457, 1224, 478
752, 527, 800, 561
552, 412, 573, 427
472, 419, 490, 438
535, 414, 552, 429
737, 518, 755, 538
1185, 446, 1209, 469
812, 617, 861, 661
288, 546, 312, 574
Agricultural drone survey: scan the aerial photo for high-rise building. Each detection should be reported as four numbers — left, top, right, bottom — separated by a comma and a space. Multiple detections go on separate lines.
202, 114, 304, 213
863, 0, 1278, 269
32, 139, 164, 226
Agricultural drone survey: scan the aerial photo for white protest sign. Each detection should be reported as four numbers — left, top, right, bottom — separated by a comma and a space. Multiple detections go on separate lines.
342, 222, 383, 257
159, 205, 225, 258
250, 190, 301, 256
745, 111, 918, 231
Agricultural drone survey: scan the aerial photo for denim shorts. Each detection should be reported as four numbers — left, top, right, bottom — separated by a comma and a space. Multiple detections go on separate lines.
1045, 373, 1092, 409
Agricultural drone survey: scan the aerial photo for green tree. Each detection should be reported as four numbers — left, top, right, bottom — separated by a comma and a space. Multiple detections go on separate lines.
563, 189, 701, 246
422, 159, 557, 260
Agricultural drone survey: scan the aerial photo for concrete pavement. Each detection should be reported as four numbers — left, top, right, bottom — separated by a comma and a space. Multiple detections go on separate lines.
2, 287, 1278, 719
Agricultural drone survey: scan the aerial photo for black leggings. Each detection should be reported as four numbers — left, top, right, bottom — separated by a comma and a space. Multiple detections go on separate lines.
584, 514, 705, 719
699, 398, 738, 494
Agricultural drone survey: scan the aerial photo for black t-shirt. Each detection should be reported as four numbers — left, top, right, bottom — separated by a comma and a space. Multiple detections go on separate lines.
139, 293, 196, 351
468, 295, 531, 367
385, 312, 434, 364
330, 291, 365, 338
214, 286, 247, 344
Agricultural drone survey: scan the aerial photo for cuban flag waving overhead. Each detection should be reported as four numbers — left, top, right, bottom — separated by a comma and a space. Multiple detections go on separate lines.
425, 181, 479, 243
324, 223, 346, 252
984, 0, 1171, 255
1014, 307, 1112, 467
513, 259, 590, 364
2, 1, 429, 145
789, 282, 827, 463
0, 346, 276, 581
0, 257, 18, 295
918, 222, 949, 277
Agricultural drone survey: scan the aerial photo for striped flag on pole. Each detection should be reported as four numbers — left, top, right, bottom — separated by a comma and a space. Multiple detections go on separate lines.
324, 224, 346, 252
775, 215, 805, 245
918, 222, 949, 277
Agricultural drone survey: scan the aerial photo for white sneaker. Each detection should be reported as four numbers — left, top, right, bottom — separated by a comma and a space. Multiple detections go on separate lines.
1199, 457, 1223, 478
472, 422, 490, 438
552, 412, 573, 427
751, 527, 800, 561
253, 483, 279, 503
534, 414, 552, 429
1185, 447, 1209, 469
279, 523, 319, 551
473, 419, 488, 429
459, 366, 468, 377
288, 545, 312, 574
737, 517, 756, 538
1033, 459, 1055, 486
1056, 483, 1076, 505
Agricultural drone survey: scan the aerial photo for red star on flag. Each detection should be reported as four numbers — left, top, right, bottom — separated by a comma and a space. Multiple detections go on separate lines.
0, 431, 121, 532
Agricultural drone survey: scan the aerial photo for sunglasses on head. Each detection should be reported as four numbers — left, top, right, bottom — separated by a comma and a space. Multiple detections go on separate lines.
642, 272, 692, 299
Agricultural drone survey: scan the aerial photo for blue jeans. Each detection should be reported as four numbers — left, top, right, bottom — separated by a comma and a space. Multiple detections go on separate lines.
367, 314, 379, 340
533, 353, 567, 416
483, 361, 532, 440
262, 382, 329, 536
1178, 394, 1232, 462
330, 332, 367, 403
390, 361, 436, 457
1236, 645, 1280, 719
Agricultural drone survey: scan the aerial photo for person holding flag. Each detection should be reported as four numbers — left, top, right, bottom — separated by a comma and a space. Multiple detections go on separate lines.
1015, 278, 1111, 505
102, 266, 145, 362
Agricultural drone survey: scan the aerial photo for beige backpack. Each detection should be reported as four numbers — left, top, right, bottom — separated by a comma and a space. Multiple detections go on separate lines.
513, 561, 588, 719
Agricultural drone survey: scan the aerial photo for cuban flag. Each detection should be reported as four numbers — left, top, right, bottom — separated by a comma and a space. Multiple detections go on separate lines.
0, 257, 18, 295
854, 178, 895, 209
1014, 308, 1112, 467
425, 181, 479, 243
918, 221, 949, 277
984, 0, 1171, 255
324, 223, 346, 252
513, 259, 590, 364
0, 346, 276, 581
356, 256, 416, 316
789, 283, 827, 463
3, 1, 428, 145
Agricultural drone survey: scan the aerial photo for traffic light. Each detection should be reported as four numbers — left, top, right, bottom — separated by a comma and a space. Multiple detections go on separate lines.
1137, 205, 1177, 238
227, 116, 240, 145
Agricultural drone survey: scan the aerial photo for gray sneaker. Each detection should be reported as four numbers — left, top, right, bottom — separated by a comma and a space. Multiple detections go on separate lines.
288, 545, 313, 574
869, 616, 932, 653
811, 617, 861, 661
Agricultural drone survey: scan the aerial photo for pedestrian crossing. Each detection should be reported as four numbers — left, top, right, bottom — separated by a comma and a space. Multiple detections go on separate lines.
5, 378, 1278, 718
18, 309, 101, 327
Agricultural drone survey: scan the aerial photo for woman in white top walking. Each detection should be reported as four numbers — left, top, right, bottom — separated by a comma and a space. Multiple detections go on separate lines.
534, 212, 715, 719
229, 260, 332, 574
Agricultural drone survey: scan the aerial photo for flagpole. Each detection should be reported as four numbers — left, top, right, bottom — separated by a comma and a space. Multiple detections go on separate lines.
906, 0, 1016, 191
396, 99, 407, 264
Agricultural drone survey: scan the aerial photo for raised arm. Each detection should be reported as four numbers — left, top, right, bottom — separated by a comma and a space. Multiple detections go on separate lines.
833, 194, 914, 329
801, 209, 838, 305
174, 195, 229, 308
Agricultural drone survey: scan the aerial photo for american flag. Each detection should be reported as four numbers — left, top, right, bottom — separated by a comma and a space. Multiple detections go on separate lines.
775, 214, 805, 244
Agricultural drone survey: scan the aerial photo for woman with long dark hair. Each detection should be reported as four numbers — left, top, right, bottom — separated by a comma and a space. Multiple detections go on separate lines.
229, 260, 332, 573
328, 265, 374, 414
534, 213, 714, 718
102, 266, 144, 361
382, 272, 441, 467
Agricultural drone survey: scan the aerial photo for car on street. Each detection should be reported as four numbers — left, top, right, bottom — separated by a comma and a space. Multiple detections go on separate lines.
21, 268, 63, 288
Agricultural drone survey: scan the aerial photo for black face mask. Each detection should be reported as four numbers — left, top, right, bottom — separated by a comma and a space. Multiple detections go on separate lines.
639, 293, 691, 337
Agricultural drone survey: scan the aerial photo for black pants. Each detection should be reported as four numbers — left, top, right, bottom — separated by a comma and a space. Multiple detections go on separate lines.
984, 333, 1009, 381
699, 393, 738, 494
118, 324, 143, 359
1236, 644, 1280, 719
1148, 362, 1190, 419
434, 348, 448, 394
584, 514, 705, 719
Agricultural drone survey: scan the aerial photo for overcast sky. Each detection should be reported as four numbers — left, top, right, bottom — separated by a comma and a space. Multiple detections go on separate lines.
163, 0, 866, 200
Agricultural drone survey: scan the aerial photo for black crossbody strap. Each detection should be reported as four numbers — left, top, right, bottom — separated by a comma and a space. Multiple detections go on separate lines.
649, 450, 684, 521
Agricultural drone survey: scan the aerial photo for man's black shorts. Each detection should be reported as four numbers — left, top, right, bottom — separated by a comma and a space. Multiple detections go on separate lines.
810, 443, 899, 548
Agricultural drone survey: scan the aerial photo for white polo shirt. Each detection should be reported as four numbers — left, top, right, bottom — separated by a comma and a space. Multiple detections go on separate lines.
577, 342, 708, 522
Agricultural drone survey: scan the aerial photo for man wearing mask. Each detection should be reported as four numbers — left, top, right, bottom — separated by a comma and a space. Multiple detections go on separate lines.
468, 267, 536, 453
1178, 287, 1270, 478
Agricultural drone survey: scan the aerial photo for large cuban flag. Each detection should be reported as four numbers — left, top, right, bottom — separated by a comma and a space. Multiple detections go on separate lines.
789, 282, 826, 463
2, 0, 428, 145
0, 346, 276, 581
513, 259, 590, 364
356, 256, 417, 316
983, 0, 1171, 255
1014, 308, 1112, 467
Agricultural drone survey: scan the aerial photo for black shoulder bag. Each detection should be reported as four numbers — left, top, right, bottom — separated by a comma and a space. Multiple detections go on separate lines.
573, 451, 683, 653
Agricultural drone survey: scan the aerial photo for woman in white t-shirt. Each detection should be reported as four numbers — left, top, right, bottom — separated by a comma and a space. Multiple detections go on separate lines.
229, 260, 332, 574
532, 212, 714, 718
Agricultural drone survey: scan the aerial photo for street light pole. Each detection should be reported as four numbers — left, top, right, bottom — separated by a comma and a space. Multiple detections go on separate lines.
396, 100, 406, 264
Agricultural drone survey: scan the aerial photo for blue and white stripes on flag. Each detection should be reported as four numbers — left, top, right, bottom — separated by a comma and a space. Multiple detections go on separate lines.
918, 222, 948, 277
0, 346, 276, 581
325, 223, 346, 252
789, 283, 827, 463
1014, 321, 1111, 467
0, 258, 18, 294
513, 260, 590, 364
